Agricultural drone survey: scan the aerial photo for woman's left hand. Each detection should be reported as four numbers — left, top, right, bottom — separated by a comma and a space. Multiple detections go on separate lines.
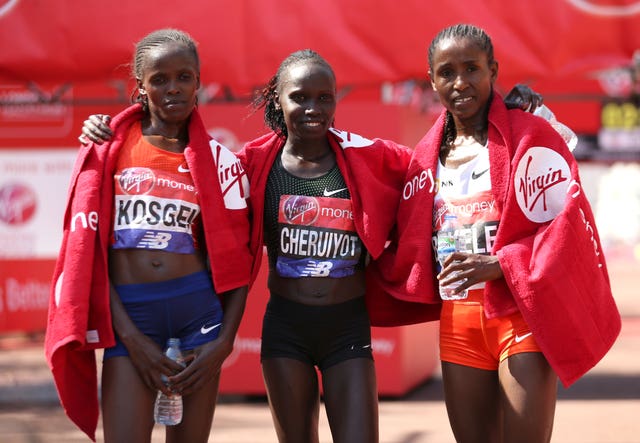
167, 337, 233, 396
504, 84, 543, 112
437, 252, 504, 293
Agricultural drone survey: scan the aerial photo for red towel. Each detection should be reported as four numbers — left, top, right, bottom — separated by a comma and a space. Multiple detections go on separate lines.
236, 129, 438, 325
371, 93, 621, 386
44, 105, 252, 440
183, 108, 252, 294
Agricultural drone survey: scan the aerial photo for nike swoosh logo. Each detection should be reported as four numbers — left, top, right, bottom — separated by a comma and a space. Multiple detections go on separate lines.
514, 332, 533, 343
200, 323, 222, 334
471, 168, 489, 180
323, 187, 347, 197
178, 164, 190, 173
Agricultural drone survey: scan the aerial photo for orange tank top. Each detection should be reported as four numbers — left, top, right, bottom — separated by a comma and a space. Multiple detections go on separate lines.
111, 123, 204, 253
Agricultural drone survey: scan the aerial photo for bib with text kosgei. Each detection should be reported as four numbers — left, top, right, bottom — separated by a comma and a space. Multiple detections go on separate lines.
111, 124, 202, 254
276, 194, 362, 278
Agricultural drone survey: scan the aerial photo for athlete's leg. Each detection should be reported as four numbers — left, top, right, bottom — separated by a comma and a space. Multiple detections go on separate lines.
498, 352, 557, 443
165, 367, 220, 443
441, 361, 500, 443
262, 357, 321, 443
321, 357, 378, 443
101, 356, 156, 443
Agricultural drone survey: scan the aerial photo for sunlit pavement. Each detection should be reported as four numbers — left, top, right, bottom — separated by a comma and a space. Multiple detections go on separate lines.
1, 251, 638, 443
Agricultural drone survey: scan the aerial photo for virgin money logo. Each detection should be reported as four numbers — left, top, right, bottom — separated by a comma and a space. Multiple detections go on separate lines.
118, 168, 155, 195
515, 147, 571, 223
282, 196, 320, 225
0, 182, 37, 225
0, 0, 19, 17
566, 0, 640, 16
208, 127, 240, 152
211, 140, 249, 209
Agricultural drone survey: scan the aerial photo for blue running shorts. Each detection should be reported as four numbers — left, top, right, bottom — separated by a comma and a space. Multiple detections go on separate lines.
103, 270, 223, 360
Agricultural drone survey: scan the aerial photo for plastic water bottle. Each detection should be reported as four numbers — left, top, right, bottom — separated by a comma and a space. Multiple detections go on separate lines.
154, 338, 184, 426
533, 105, 578, 152
436, 214, 468, 300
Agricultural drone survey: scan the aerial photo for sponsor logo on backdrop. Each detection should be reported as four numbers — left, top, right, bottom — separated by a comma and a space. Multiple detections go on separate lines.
0, 84, 73, 139
0, 0, 19, 17
0, 182, 37, 225
567, 0, 640, 16
2, 277, 48, 312
515, 147, 571, 223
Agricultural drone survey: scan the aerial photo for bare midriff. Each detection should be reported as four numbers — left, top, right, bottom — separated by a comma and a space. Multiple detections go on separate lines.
267, 269, 366, 306
109, 248, 207, 285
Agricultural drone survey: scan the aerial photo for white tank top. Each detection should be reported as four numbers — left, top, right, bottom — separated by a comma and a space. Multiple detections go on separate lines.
433, 147, 500, 290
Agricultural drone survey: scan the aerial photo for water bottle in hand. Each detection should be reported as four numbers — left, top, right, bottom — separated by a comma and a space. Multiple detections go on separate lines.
437, 214, 468, 300
154, 338, 185, 426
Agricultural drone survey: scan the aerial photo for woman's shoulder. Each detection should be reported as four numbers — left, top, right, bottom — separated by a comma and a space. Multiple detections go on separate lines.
507, 107, 561, 140
111, 104, 145, 129
240, 131, 281, 153
328, 127, 411, 154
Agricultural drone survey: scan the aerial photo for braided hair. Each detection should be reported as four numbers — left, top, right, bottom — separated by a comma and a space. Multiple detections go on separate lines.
130, 29, 200, 110
252, 49, 335, 138
427, 24, 495, 148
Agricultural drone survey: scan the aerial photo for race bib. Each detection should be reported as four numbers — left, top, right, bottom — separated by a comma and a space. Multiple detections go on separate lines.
276, 195, 362, 278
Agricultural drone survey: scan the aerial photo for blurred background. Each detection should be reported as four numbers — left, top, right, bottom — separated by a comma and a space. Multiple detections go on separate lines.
0, 1, 639, 441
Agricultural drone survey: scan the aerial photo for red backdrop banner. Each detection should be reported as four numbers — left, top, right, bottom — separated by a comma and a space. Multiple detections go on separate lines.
0, 0, 638, 95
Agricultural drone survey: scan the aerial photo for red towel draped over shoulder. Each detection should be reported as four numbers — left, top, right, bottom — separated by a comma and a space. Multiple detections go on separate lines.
44, 105, 252, 440
370, 93, 621, 386
237, 129, 411, 278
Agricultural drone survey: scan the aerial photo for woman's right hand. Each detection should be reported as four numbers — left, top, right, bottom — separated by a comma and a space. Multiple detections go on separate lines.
78, 114, 113, 145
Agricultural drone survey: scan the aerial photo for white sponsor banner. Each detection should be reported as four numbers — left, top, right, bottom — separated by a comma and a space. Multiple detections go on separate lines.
0, 148, 76, 258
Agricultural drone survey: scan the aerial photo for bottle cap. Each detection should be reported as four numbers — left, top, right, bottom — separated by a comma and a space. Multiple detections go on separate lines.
533, 104, 555, 121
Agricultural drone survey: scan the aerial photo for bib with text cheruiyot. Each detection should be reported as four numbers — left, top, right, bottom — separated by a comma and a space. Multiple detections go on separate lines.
276, 194, 363, 278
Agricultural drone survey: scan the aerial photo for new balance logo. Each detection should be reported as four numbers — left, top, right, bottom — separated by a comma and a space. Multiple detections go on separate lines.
138, 231, 172, 249
301, 261, 333, 277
